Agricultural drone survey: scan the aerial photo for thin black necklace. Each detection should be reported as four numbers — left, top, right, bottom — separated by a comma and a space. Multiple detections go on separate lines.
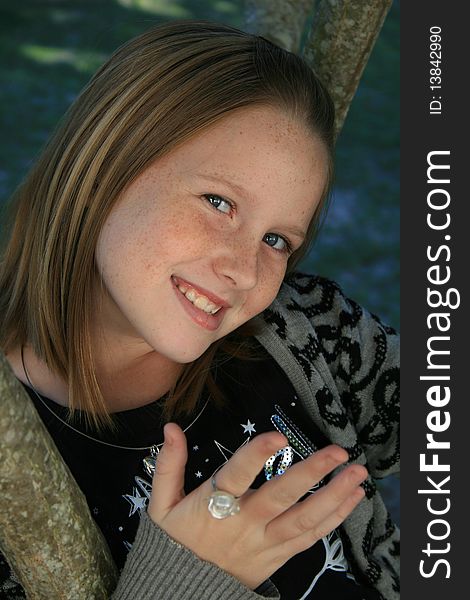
20, 346, 208, 475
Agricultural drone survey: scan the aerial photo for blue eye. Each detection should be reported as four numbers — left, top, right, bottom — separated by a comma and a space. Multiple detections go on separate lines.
203, 194, 233, 215
202, 194, 293, 255
263, 233, 293, 255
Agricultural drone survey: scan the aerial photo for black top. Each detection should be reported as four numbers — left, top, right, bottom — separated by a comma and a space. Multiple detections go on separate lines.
1, 341, 380, 599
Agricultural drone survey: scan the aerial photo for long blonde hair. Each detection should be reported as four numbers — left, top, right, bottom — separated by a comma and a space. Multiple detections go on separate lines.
0, 20, 335, 428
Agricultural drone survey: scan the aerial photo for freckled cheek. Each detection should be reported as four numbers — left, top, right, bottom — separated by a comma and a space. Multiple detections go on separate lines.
249, 262, 285, 313
142, 213, 209, 248
133, 211, 217, 273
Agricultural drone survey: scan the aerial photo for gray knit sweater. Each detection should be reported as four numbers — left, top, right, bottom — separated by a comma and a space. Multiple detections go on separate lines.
113, 273, 400, 600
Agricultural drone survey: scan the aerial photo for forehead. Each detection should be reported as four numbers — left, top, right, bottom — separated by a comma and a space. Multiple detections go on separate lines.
154, 106, 328, 213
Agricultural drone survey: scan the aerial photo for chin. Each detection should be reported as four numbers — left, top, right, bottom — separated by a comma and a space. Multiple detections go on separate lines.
163, 342, 215, 365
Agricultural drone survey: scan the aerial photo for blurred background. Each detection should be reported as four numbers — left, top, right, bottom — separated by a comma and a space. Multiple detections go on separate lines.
0, 0, 399, 522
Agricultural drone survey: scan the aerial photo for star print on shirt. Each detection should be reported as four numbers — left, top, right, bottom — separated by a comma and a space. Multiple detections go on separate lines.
241, 419, 256, 435
123, 487, 148, 517
193, 445, 199, 451
195, 471, 203, 478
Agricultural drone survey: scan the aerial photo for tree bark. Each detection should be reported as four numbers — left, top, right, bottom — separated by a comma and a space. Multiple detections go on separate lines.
303, 0, 393, 137
0, 352, 118, 599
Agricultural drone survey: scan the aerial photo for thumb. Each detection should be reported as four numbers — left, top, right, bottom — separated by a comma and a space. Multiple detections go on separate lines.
148, 422, 188, 522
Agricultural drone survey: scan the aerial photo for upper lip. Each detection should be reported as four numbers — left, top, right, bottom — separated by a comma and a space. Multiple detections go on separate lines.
172, 275, 233, 308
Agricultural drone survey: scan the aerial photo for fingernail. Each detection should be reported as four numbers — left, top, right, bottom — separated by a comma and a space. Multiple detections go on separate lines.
350, 468, 367, 485
326, 449, 348, 468
353, 486, 365, 501
163, 424, 173, 446
329, 446, 348, 464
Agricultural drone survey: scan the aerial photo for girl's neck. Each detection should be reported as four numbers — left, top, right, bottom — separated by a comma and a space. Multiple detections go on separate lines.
5, 343, 183, 413
94, 348, 183, 411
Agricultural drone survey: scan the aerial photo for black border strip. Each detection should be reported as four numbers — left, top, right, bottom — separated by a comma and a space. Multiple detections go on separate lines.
401, 2, 467, 597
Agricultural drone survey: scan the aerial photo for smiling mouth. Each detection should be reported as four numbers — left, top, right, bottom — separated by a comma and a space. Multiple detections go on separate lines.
173, 279, 223, 315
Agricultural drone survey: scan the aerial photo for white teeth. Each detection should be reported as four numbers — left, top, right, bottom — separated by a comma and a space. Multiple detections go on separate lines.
193, 295, 212, 311
186, 290, 197, 302
175, 282, 222, 315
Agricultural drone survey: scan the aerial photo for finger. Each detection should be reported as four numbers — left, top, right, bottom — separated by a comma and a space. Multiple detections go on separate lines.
213, 431, 287, 497
148, 423, 188, 521
245, 445, 349, 521
277, 485, 366, 559
266, 464, 368, 543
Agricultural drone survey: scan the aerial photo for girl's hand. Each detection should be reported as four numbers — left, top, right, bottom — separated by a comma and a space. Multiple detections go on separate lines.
148, 423, 367, 590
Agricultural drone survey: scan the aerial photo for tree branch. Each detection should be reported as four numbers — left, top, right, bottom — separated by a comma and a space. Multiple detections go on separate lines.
303, 0, 393, 138
0, 352, 118, 599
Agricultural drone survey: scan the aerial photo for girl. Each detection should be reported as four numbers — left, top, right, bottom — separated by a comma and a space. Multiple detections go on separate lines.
0, 20, 399, 599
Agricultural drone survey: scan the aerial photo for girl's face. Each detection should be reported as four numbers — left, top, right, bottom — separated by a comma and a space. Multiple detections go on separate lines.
95, 106, 328, 364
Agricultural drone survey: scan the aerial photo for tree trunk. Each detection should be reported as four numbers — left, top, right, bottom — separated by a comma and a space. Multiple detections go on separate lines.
303, 0, 393, 137
0, 353, 118, 599
245, 0, 393, 138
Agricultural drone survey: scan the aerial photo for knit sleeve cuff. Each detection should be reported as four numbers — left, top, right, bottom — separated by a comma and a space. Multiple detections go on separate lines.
112, 511, 280, 600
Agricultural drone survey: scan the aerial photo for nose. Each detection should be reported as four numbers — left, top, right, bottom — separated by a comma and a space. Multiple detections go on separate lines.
212, 235, 259, 291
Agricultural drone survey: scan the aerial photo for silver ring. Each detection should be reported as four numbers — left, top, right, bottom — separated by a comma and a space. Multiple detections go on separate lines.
207, 476, 240, 519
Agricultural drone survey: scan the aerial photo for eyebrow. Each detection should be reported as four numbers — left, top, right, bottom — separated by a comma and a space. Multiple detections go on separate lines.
195, 173, 252, 202
194, 173, 307, 241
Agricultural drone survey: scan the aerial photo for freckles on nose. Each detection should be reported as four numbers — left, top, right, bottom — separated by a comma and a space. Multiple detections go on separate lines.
234, 236, 259, 265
